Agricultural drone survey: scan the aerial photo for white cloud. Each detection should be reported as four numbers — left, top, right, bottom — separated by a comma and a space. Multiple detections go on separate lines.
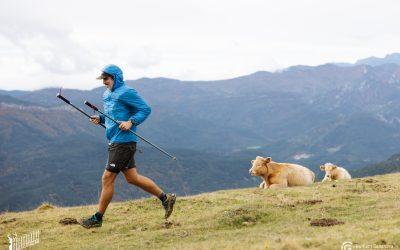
0, 0, 400, 90
0, 20, 96, 75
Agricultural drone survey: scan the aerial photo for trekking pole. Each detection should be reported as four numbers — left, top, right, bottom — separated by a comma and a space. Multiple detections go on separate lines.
84, 100, 177, 161
56, 93, 106, 129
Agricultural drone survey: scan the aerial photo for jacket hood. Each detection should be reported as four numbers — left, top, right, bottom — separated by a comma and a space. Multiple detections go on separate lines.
102, 64, 124, 91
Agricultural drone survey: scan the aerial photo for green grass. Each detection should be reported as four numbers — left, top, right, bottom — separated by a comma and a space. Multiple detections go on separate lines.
1, 173, 400, 249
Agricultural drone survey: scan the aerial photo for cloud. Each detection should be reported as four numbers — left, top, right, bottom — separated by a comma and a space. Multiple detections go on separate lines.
0, 16, 96, 75
1, 0, 400, 90
126, 48, 160, 69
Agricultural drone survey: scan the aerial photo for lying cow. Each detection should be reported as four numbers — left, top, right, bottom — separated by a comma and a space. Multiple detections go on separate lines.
320, 163, 351, 182
249, 156, 315, 189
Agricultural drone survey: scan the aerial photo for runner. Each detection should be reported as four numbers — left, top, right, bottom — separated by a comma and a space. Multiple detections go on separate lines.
80, 64, 176, 229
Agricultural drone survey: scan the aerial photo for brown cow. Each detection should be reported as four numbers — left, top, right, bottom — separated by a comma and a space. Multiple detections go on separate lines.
249, 156, 315, 189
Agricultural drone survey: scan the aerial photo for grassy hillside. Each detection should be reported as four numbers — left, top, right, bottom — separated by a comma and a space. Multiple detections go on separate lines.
1, 173, 399, 249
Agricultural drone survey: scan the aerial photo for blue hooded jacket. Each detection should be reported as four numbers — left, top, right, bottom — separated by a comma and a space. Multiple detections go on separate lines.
98, 64, 151, 143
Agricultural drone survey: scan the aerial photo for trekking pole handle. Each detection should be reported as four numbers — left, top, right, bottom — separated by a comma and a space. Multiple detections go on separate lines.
84, 101, 99, 111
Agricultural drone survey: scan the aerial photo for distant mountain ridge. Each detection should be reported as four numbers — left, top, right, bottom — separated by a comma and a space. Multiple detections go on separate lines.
355, 53, 400, 66
333, 52, 400, 67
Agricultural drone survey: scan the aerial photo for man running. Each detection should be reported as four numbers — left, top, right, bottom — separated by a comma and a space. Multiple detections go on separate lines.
80, 64, 176, 229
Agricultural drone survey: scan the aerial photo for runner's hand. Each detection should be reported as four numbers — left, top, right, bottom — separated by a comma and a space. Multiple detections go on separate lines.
90, 115, 100, 124
119, 120, 132, 131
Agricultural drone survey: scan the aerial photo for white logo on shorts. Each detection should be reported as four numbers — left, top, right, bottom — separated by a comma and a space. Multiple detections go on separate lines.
109, 163, 116, 168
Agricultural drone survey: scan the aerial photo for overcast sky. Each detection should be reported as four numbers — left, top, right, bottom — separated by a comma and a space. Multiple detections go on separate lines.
0, 0, 399, 90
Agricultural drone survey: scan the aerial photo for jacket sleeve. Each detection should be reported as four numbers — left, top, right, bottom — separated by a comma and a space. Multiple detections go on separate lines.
120, 89, 151, 126
99, 114, 105, 124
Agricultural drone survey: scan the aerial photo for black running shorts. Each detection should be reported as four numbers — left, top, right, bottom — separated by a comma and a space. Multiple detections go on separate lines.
106, 142, 137, 173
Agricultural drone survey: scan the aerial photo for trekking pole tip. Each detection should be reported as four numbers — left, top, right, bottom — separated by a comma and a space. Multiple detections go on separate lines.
172, 156, 177, 161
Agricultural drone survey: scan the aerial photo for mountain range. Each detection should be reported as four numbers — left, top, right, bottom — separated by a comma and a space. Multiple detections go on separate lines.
2, 53, 400, 211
